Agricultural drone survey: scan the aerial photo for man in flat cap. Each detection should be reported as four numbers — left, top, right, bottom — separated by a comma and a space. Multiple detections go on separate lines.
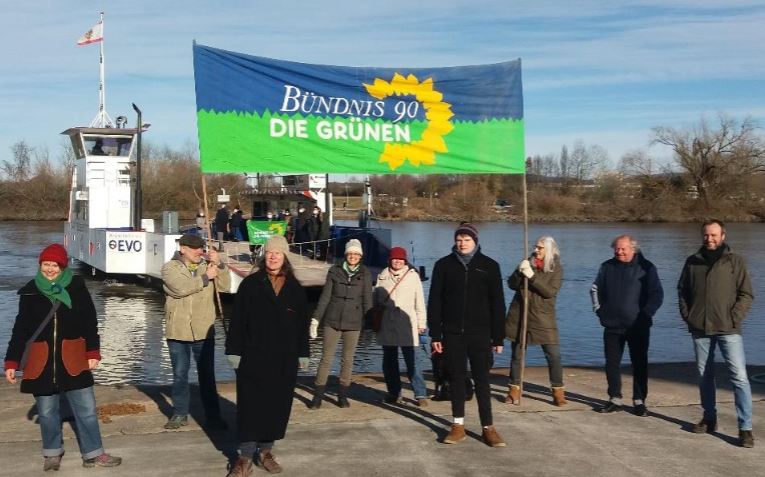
161, 233, 231, 430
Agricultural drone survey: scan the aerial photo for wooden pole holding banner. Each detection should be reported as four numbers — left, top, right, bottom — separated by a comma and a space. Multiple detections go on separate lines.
201, 175, 227, 335
516, 158, 531, 404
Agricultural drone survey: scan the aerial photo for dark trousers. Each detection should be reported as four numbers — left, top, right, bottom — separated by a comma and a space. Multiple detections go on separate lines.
509, 342, 564, 387
444, 334, 494, 426
603, 327, 650, 401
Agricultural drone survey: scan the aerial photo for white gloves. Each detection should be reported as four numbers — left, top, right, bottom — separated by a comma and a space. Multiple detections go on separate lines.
226, 354, 241, 369
518, 259, 534, 279
309, 318, 319, 339
298, 357, 309, 369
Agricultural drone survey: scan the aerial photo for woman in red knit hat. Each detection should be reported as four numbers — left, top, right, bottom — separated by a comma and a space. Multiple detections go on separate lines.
3, 244, 121, 471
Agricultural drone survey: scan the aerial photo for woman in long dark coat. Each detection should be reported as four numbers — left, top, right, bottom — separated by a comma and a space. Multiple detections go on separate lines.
3, 244, 121, 471
504, 235, 566, 406
225, 235, 309, 476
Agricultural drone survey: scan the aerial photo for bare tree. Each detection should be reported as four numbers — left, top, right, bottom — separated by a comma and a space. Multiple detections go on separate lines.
653, 115, 765, 206
570, 141, 609, 183
2, 141, 33, 181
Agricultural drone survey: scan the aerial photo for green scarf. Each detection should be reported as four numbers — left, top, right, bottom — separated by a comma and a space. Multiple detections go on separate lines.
342, 261, 361, 277
34, 267, 73, 309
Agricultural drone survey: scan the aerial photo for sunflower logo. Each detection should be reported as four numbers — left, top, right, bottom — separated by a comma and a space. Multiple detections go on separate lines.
364, 73, 454, 170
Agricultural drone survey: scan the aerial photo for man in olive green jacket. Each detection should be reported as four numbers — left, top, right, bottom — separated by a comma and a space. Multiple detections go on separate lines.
161, 234, 230, 430
678, 219, 754, 448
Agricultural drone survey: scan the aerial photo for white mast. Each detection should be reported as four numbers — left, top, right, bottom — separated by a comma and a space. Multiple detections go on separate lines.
89, 12, 113, 128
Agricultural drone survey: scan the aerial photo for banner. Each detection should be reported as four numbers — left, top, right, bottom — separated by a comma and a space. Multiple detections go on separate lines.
246, 220, 287, 245
193, 44, 524, 174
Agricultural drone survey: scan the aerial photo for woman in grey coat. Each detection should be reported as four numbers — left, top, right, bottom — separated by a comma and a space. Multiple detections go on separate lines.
308, 239, 373, 409
504, 236, 566, 406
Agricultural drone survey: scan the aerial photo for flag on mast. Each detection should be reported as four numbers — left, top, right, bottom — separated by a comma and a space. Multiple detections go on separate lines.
77, 21, 103, 46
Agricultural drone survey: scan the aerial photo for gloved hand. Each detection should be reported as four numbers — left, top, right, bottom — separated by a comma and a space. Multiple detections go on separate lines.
518, 259, 534, 279
298, 357, 309, 369
309, 318, 319, 339
226, 354, 241, 369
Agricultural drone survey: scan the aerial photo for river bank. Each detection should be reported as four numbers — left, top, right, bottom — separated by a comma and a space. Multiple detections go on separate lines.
0, 363, 763, 476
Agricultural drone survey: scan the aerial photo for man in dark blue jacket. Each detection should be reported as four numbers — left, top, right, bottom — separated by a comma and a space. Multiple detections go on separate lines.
428, 223, 506, 447
590, 234, 663, 416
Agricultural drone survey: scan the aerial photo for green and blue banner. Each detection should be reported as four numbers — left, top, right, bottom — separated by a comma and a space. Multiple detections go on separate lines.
193, 44, 524, 174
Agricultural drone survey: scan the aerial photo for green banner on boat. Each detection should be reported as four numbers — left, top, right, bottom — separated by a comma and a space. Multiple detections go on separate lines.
193, 44, 525, 174
246, 220, 287, 245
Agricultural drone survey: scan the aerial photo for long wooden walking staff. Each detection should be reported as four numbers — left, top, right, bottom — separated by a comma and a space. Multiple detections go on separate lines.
201, 175, 227, 335
516, 160, 531, 404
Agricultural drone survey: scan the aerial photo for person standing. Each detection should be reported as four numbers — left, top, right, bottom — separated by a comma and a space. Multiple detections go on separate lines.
590, 235, 663, 416
428, 223, 507, 447
229, 207, 244, 242
214, 203, 230, 242
678, 219, 755, 448
225, 235, 310, 475
308, 239, 373, 409
4, 244, 121, 470
375, 246, 429, 406
505, 236, 566, 406
161, 234, 230, 430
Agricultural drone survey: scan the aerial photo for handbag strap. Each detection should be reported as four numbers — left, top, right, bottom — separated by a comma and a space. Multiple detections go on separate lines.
27, 301, 61, 345
380, 268, 410, 305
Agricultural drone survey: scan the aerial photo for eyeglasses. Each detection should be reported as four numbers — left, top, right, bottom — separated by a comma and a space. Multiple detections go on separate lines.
534, 245, 545, 250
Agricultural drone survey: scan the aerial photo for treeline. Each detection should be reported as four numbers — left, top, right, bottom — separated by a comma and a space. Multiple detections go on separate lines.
2, 115, 764, 222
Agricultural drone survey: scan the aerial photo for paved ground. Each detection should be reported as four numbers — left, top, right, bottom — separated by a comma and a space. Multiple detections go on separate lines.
0, 362, 763, 476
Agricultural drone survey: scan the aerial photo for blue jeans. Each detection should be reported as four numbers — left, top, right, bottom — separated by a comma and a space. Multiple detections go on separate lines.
692, 333, 752, 430
167, 336, 221, 419
382, 346, 428, 399
35, 386, 104, 459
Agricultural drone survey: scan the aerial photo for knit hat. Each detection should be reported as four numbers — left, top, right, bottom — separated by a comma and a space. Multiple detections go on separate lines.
388, 246, 407, 262
264, 235, 289, 255
39, 243, 68, 268
345, 239, 363, 256
454, 222, 479, 243
178, 233, 205, 249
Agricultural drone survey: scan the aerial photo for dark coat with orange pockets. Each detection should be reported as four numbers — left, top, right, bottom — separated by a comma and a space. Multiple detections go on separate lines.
4, 275, 101, 395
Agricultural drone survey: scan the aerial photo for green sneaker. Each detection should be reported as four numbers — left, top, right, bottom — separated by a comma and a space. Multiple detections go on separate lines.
164, 415, 189, 430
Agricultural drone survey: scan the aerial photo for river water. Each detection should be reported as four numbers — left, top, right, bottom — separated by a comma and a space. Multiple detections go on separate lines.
1, 221, 763, 385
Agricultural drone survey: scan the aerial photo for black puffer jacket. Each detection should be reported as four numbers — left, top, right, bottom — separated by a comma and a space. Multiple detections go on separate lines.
427, 249, 506, 346
4, 275, 100, 395
313, 264, 373, 331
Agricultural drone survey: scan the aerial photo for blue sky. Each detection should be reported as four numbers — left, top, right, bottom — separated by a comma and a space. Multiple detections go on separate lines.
1, 1, 764, 170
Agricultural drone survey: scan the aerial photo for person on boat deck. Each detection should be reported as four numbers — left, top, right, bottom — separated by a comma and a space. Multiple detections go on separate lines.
214, 203, 230, 242
229, 207, 244, 242
4, 244, 122, 471
308, 239, 373, 409
505, 235, 567, 407
161, 233, 230, 431
374, 246, 429, 406
308, 206, 330, 259
90, 139, 106, 155
225, 235, 310, 476
195, 209, 207, 239
292, 206, 311, 255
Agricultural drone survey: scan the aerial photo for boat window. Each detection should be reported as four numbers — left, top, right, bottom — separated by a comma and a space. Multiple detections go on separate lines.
84, 137, 133, 157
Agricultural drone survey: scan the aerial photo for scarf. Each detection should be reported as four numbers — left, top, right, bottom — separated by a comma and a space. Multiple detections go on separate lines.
452, 245, 478, 269
34, 267, 73, 309
343, 261, 361, 277
701, 245, 725, 267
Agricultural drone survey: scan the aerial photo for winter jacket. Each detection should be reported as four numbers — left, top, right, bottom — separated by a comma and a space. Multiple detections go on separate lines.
590, 252, 664, 331
677, 244, 753, 335
161, 254, 231, 341
226, 269, 309, 442
505, 256, 563, 345
313, 264, 373, 330
427, 248, 506, 346
4, 275, 101, 395
374, 266, 427, 347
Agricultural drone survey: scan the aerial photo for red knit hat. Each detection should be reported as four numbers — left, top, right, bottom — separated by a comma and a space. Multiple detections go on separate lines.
39, 243, 68, 268
389, 246, 407, 262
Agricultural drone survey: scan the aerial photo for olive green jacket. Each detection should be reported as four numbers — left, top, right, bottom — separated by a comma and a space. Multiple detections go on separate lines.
505, 256, 563, 345
162, 254, 231, 341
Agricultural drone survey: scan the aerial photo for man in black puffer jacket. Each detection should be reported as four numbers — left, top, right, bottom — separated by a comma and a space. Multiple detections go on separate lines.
590, 234, 663, 417
428, 223, 506, 448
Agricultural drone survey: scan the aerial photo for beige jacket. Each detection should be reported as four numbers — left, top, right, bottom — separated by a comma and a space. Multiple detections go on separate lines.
374, 266, 426, 347
161, 254, 230, 341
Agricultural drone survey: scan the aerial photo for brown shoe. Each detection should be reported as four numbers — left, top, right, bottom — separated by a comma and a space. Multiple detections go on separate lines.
258, 451, 283, 474
552, 386, 567, 406
226, 457, 253, 477
482, 425, 507, 447
443, 424, 466, 444
739, 430, 755, 448
505, 384, 521, 405
691, 418, 717, 434
416, 397, 429, 407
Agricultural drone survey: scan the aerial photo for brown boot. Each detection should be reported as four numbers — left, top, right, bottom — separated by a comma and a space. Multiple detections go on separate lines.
482, 425, 507, 447
552, 386, 567, 406
258, 450, 283, 474
226, 457, 253, 477
505, 384, 521, 405
443, 424, 466, 444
